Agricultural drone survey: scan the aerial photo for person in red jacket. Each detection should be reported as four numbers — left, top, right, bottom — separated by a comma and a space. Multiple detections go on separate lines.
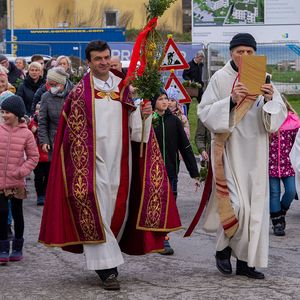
28, 103, 50, 206
0, 95, 39, 264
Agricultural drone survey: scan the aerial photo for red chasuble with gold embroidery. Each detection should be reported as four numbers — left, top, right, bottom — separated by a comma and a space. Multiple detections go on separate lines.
39, 72, 181, 254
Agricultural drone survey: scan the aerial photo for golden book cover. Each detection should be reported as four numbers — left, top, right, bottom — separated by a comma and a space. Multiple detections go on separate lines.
239, 55, 267, 94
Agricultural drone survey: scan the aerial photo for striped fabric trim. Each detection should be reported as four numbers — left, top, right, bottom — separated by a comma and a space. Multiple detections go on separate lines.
214, 95, 256, 238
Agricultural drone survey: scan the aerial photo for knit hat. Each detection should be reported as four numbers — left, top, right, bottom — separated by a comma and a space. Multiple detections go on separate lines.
151, 87, 168, 110
229, 33, 257, 51
47, 67, 68, 85
0, 54, 8, 63
166, 87, 180, 102
0, 91, 14, 106
1, 95, 26, 118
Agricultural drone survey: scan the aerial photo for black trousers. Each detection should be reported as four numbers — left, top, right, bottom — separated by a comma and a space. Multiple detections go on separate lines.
0, 195, 24, 240
33, 162, 50, 196
197, 88, 204, 103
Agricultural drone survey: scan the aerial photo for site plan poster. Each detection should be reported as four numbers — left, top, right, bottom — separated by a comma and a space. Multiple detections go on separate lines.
192, 0, 300, 43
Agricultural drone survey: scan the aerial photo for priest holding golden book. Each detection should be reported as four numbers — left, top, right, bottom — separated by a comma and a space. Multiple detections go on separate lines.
197, 33, 287, 279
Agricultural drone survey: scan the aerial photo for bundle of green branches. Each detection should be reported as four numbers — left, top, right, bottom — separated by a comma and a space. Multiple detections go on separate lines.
145, 0, 177, 21
132, 29, 165, 100
132, 0, 177, 100
132, 65, 163, 100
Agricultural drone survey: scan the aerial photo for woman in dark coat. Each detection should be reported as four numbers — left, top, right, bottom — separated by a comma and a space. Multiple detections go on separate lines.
38, 67, 73, 160
17, 62, 44, 115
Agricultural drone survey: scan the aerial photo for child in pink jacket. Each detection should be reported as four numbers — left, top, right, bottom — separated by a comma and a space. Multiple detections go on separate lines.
0, 95, 39, 264
269, 98, 300, 236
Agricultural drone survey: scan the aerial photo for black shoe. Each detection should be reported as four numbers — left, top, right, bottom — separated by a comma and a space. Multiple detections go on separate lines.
102, 274, 120, 291
215, 246, 232, 275
159, 239, 174, 255
273, 223, 285, 236
280, 208, 287, 230
236, 260, 265, 279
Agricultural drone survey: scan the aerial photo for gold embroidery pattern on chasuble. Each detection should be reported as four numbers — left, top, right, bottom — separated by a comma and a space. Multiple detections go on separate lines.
144, 140, 164, 228
67, 89, 100, 241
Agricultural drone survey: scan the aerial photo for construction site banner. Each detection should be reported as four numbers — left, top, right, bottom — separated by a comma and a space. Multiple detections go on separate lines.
192, 0, 300, 44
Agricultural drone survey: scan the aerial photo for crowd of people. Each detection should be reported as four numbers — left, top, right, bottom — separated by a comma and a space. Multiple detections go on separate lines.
0, 53, 76, 265
0, 33, 299, 291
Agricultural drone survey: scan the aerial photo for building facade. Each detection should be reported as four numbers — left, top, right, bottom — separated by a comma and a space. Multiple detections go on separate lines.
232, 2, 258, 23
206, 0, 229, 11
7, 0, 184, 33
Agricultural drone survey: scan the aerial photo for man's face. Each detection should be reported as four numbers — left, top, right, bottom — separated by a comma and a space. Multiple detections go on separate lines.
230, 46, 255, 68
0, 59, 9, 69
110, 58, 122, 72
87, 49, 111, 79
194, 55, 204, 64
15, 59, 25, 70
36, 59, 45, 69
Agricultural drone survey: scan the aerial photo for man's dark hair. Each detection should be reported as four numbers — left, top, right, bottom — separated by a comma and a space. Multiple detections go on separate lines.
85, 40, 111, 61
31, 55, 44, 62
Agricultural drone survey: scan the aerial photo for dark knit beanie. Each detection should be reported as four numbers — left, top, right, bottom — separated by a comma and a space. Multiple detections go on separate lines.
151, 88, 168, 110
0, 54, 8, 63
1, 95, 26, 118
229, 33, 257, 51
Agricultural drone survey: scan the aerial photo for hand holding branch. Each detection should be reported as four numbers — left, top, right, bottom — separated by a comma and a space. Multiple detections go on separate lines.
140, 100, 153, 118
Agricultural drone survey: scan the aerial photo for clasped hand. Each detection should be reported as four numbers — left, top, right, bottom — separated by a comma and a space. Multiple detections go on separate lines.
231, 82, 274, 105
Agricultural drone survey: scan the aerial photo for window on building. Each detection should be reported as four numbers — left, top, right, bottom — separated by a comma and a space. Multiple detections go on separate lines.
105, 11, 118, 27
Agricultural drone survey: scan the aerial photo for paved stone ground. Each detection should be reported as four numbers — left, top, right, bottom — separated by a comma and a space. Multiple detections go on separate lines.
0, 167, 299, 300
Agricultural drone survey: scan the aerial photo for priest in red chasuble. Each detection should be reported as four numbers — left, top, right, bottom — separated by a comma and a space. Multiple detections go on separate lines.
39, 40, 181, 290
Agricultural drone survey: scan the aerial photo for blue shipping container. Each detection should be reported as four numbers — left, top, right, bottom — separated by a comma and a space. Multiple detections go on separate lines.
5, 27, 126, 58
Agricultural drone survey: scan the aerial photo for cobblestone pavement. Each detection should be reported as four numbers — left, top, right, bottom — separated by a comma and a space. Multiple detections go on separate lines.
0, 167, 299, 300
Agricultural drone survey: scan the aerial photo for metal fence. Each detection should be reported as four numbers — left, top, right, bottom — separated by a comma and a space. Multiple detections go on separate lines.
3, 41, 300, 94
207, 43, 300, 95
